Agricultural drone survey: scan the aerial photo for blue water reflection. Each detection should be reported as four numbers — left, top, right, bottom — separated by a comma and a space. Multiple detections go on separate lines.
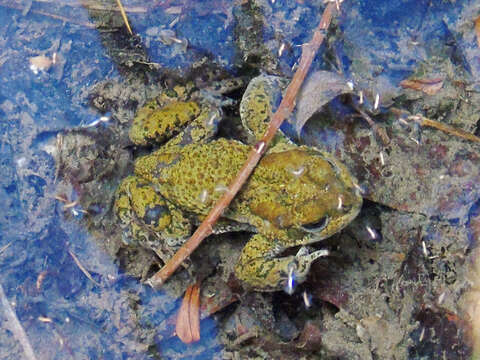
0, 3, 228, 358
1, 0, 478, 358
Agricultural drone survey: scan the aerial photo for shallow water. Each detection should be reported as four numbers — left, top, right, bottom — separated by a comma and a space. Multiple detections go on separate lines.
0, 1, 479, 359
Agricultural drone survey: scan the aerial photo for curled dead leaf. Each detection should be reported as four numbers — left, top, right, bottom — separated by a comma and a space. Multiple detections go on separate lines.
399, 78, 444, 95
293, 71, 351, 135
475, 16, 480, 48
176, 282, 201, 344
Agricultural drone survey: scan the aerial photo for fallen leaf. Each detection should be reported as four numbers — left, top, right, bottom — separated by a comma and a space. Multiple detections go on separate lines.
399, 78, 444, 95
176, 283, 201, 344
475, 16, 480, 48
293, 70, 351, 135
29, 55, 52, 72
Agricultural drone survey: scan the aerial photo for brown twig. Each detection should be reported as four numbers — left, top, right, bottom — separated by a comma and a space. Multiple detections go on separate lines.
414, 115, 480, 143
115, 0, 133, 35
391, 108, 480, 143
351, 103, 390, 146
0, 1, 96, 28
147, 1, 339, 289
68, 249, 101, 286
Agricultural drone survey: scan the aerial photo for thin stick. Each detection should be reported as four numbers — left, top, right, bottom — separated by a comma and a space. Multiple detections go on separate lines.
0, 2, 96, 28
352, 103, 390, 145
115, 0, 133, 35
415, 115, 480, 143
0, 241, 12, 255
391, 108, 480, 143
0, 283, 38, 360
147, 2, 339, 289
68, 249, 101, 286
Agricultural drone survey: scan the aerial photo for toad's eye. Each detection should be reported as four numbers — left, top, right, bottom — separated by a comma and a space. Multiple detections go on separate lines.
144, 205, 169, 226
301, 216, 329, 233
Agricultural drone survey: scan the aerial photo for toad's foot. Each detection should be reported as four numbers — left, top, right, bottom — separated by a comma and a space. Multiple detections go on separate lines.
234, 234, 329, 292
283, 246, 329, 294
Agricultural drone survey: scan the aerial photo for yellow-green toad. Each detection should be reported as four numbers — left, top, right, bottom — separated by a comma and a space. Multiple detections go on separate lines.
115, 75, 362, 291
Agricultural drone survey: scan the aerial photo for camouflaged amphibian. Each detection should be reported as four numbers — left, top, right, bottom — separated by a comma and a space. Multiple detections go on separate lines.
115, 75, 362, 291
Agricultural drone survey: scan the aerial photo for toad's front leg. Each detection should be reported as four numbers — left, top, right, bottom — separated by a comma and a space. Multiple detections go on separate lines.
234, 234, 329, 292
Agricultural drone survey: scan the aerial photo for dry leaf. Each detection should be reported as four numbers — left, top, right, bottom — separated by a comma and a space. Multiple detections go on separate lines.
29, 55, 52, 73
176, 283, 201, 344
399, 78, 444, 95
293, 71, 351, 135
475, 16, 480, 48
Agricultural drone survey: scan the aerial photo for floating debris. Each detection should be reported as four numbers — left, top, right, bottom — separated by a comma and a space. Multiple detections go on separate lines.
38, 316, 53, 323
36, 271, 48, 291
198, 189, 209, 203
290, 166, 305, 177
303, 290, 312, 308
255, 141, 266, 154
68, 249, 101, 286
379, 151, 385, 166
438, 291, 446, 305
284, 263, 297, 295
366, 225, 378, 240
214, 184, 229, 193
0, 242, 12, 255
29, 54, 55, 74
419, 326, 426, 342
422, 241, 428, 257
374, 93, 380, 110
83, 113, 111, 128
400, 78, 444, 95
337, 195, 343, 210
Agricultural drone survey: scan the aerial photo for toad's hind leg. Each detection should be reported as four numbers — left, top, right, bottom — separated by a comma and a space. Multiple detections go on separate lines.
239, 75, 297, 154
240, 75, 285, 142
130, 101, 202, 146
129, 99, 222, 149
234, 234, 329, 291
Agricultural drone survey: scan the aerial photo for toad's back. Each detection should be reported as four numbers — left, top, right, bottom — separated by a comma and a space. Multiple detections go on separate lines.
133, 138, 361, 238
134, 138, 250, 214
